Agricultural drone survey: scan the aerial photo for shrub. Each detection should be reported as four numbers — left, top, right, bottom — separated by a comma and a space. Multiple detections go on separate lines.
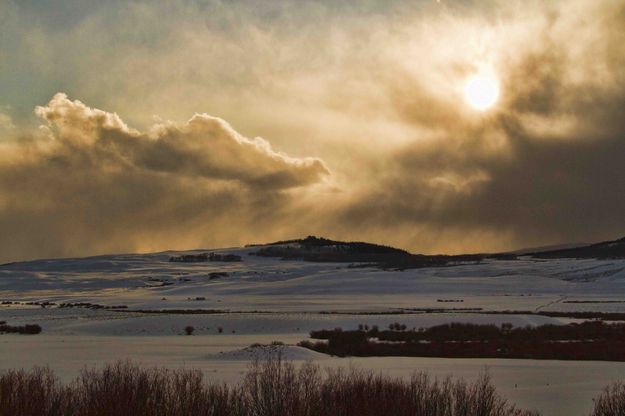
591, 381, 625, 416
184, 326, 195, 336
0, 367, 69, 416
0, 359, 540, 416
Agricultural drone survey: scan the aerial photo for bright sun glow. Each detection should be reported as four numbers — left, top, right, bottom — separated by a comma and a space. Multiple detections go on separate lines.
464, 74, 500, 111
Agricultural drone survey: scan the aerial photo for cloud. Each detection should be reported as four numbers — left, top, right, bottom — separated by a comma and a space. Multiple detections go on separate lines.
34, 93, 328, 189
0, 94, 328, 262
1, 0, 625, 259
0, 112, 15, 133
333, 0, 625, 253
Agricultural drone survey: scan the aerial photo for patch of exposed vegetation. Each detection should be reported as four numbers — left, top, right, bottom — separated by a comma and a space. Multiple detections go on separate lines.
1, 300, 56, 308
0, 322, 42, 335
117, 309, 228, 314
563, 300, 625, 304
58, 302, 128, 310
209, 272, 229, 280
300, 321, 625, 361
169, 252, 241, 262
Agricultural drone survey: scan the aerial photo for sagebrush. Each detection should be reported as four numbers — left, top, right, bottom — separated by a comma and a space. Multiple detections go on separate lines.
4, 358, 623, 415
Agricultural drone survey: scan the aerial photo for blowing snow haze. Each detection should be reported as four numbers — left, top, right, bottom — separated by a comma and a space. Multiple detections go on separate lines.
1, 0, 625, 262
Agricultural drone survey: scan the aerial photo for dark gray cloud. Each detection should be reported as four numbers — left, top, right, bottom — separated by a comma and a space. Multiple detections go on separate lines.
337, 0, 625, 252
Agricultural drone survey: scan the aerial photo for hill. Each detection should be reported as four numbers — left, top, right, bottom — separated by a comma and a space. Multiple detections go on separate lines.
251, 236, 482, 269
530, 236, 625, 259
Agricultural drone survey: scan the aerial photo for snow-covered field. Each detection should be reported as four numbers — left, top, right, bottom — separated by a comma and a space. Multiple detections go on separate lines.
3, 245, 625, 312
3, 245, 625, 415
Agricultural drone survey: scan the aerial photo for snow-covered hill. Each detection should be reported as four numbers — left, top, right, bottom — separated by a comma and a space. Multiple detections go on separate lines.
2, 242, 625, 313
3, 241, 625, 416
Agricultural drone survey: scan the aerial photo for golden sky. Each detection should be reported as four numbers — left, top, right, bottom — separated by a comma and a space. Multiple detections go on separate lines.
1, 0, 624, 261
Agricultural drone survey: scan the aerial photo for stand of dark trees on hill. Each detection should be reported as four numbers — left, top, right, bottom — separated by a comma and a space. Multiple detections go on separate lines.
169, 252, 241, 263
252, 236, 486, 269
298, 321, 625, 361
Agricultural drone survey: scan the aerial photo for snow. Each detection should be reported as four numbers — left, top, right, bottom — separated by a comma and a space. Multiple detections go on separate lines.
1, 334, 623, 416
3, 248, 625, 313
3, 245, 625, 415
0, 308, 565, 337
207, 344, 328, 361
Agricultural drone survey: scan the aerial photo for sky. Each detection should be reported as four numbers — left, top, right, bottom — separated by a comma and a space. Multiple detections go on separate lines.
1, 0, 624, 262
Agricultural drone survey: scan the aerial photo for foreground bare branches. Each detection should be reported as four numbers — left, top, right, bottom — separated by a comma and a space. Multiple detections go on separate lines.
591, 382, 625, 416
0, 357, 618, 416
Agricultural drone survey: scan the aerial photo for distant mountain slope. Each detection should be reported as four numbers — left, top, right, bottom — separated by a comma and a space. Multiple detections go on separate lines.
514, 242, 589, 255
529, 236, 625, 259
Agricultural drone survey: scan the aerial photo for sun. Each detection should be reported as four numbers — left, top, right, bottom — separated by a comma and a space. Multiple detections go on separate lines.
464, 73, 500, 111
